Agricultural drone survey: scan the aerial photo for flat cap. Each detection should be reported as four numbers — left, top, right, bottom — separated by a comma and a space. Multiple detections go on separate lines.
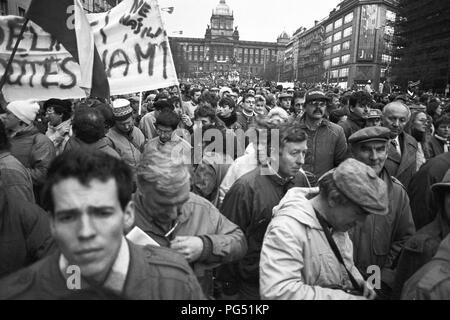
348, 126, 391, 145
279, 92, 293, 99
333, 158, 388, 216
366, 109, 382, 119
305, 89, 330, 103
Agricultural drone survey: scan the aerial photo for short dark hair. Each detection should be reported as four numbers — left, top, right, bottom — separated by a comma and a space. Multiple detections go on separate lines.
349, 91, 373, 109
155, 110, 180, 130
72, 107, 106, 143
218, 97, 235, 110
153, 100, 174, 112
194, 104, 216, 121
92, 102, 115, 129
42, 150, 133, 213
44, 99, 72, 122
243, 93, 255, 102
0, 120, 10, 151
435, 114, 450, 128
279, 123, 308, 150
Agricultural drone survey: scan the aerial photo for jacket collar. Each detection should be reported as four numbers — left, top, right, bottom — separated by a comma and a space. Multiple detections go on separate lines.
347, 112, 366, 127
0, 150, 11, 160
297, 116, 331, 130
262, 164, 295, 187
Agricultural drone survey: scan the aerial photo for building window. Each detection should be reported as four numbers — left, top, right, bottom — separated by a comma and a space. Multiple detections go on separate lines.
333, 44, 341, 54
331, 69, 339, 78
339, 68, 349, 77
334, 18, 342, 29
333, 31, 342, 42
344, 12, 354, 24
382, 54, 392, 63
18, 7, 26, 16
325, 35, 332, 45
341, 54, 350, 64
324, 60, 331, 70
343, 26, 352, 38
385, 25, 394, 37
332, 57, 340, 66
0, 0, 8, 15
342, 40, 351, 50
325, 23, 333, 33
324, 47, 331, 56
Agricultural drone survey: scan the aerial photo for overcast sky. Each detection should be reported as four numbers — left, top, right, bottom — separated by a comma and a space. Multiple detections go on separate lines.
159, 0, 342, 42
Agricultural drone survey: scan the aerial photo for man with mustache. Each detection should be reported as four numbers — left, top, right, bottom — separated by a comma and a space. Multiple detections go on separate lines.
295, 89, 348, 179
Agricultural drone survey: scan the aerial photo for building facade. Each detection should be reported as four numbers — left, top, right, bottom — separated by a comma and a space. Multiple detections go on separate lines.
169, 0, 286, 81
321, 0, 398, 89
0, 0, 112, 16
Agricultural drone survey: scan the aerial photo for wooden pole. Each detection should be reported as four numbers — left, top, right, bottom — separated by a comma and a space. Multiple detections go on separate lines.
0, 18, 30, 94
138, 91, 143, 116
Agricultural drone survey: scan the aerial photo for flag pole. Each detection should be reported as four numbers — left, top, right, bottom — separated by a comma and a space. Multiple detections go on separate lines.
138, 91, 143, 116
0, 18, 30, 94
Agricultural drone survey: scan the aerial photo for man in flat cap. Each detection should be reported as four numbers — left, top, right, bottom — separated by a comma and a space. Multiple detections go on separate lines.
348, 126, 415, 299
260, 158, 388, 300
106, 98, 145, 178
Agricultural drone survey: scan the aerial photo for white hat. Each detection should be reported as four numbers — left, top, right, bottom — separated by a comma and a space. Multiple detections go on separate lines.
6, 100, 40, 125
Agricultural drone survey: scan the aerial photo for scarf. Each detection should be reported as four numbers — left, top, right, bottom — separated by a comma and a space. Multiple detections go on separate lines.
218, 112, 238, 128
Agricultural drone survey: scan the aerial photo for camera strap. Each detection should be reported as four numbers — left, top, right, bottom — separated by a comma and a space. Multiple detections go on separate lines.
314, 209, 363, 294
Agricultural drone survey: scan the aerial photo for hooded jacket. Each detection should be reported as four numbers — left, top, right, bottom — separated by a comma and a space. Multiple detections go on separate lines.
259, 188, 365, 300
401, 234, 450, 300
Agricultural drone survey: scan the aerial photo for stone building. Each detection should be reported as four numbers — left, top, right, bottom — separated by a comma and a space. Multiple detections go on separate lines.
169, 0, 286, 81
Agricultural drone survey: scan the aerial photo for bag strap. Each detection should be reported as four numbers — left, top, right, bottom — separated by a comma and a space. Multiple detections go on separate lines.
314, 209, 363, 294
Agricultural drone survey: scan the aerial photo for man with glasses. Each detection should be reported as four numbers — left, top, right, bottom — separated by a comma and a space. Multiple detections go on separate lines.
338, 91, 373, 140
236, 93, 256, 132
295, 89, 347, 179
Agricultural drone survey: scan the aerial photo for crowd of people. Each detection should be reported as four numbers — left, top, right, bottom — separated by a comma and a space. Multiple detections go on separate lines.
0, 78, 450, 300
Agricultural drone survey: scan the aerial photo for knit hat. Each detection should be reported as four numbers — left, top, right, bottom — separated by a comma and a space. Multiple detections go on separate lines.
6, 100, 40, 125
112, 99, 133, 120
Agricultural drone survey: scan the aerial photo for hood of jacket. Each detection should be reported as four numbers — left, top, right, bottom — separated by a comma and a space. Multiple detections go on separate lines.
272, 187, 321, 230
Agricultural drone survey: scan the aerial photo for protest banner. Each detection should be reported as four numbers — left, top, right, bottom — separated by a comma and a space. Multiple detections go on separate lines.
0, 0, 178, 102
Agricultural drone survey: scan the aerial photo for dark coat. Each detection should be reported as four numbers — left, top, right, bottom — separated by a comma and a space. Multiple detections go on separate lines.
392, 213, 450, 299
0, 188, 55, 278
401, 234, 450, 300
407, 152, 450, 229
9, 125, 56, 186
338, 113, 365, 140
217, 166, 310, 299
0, 151, 35, 203
385, 132, 418, 189
350, 169, 415, 291
427, 135, 447, 159
0, 241, 205, 300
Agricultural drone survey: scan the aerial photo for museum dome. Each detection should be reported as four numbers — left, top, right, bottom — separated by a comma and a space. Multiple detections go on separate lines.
214, 0, 232, 16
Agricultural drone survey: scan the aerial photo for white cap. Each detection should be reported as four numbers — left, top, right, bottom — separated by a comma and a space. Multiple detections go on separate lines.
6, 100, 40, 125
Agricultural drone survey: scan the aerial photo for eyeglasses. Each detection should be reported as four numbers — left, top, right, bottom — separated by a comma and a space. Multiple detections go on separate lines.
309, 101, 326, 107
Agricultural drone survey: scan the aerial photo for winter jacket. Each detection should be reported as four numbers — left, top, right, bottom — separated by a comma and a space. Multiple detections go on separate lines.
106, 126, 145, 170
385, 132, 418, 189
338, 113, 366, 140
0, 241, 204, 300
132, 192, 247, 298
218, 166, 310, 299
236, 112, 255, 133
9, 125, 56, 186
407, 152, 450, 229
139, 111, 158, 140
0, 151, 35, 203
0, 188, 55, 278
401, 234, 450, 300
45, 119, 72, 156
349, 169, 415, 291
259, 188, 366, 300
192, 152, 233, 207
64, 136, 120, 159
427, 135, 448, 159
296, 117, 348, 178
